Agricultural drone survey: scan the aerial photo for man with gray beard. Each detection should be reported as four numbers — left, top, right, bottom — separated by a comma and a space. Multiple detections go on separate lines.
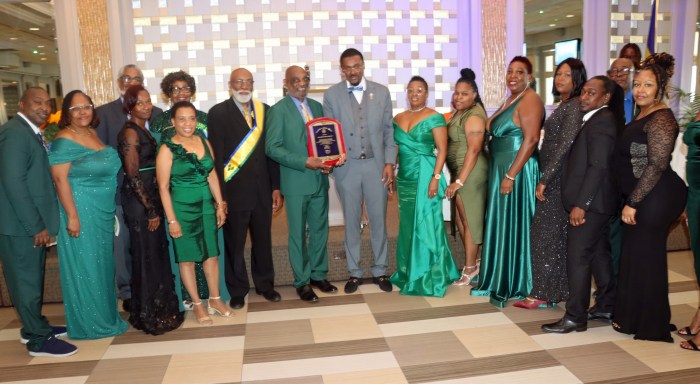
208, 68, 283, 309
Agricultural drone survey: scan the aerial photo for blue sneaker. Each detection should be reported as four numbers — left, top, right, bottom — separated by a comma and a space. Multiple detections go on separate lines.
28, 336, 77, 357
20, 325, 68, 345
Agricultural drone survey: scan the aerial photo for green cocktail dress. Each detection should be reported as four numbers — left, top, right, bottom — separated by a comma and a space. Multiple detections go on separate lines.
684, 121, 700, 285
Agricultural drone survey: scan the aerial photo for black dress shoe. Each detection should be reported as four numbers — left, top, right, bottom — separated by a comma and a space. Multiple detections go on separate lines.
542, 317, 587, 333
588, 311, 613, 323
296, 285, 319, 303
256, 289, 282, 302
122, 299, 131, 312
310, 279, 338, 293
230, 296, 245, 309
344, 277, 363, 294
372, 275, 393, 292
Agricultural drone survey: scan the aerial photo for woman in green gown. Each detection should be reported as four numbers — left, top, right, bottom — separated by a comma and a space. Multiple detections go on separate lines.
151, 70, 227, 310
389, 76, 460, 297
156, 101, 231, 325
680, 110, 700, 351
50, 90, 128, 339
444, 68, 488, 286
471, 57, 544, 307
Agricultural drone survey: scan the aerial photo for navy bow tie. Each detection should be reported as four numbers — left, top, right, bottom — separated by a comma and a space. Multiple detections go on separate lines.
348, 85, 364, 93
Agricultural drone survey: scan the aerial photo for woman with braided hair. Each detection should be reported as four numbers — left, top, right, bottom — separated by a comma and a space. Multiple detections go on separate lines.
612, 53, 688, 342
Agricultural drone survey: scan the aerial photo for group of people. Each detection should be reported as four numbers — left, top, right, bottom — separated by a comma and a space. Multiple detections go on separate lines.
0, 44, 698, 357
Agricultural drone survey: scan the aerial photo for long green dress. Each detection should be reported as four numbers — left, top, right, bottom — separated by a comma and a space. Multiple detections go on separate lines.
684, 121, 700, 284
471, 98, 540, 307
390, 114, 460, 297
446, 105, 488, 245
49, 139, 128, 339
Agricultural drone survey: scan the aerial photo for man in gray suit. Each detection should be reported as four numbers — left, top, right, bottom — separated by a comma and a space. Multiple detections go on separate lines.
323, 48, 397, 293
95, 64, 162, 311
0, 88, 77, 357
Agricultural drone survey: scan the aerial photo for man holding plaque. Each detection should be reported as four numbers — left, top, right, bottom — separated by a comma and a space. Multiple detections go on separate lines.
208, 68, 283, 309
266, 65, 344, 302
323, 48, 397, 293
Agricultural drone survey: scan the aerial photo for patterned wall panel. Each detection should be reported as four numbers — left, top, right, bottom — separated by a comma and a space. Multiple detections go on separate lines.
130, 0, 460, 114
481, 0, 507, 106
609, 0, 672, 62
77, 0, 113, 106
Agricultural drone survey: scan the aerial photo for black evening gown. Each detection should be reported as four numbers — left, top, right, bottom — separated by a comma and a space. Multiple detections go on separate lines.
613, 109, 687, 342
529, 97, 583, 303
118, 121, 184, 335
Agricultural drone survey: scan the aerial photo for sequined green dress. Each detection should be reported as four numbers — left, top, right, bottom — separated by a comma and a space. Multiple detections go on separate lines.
389, 114, 460, 297
49, 138, 128, 339
685, 121, 700, 285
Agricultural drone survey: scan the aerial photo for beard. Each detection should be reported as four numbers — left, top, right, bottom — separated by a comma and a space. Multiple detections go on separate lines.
233, 90, 252, 104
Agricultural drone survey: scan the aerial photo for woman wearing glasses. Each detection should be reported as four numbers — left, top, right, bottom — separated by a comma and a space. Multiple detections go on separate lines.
49, 90, 128, 339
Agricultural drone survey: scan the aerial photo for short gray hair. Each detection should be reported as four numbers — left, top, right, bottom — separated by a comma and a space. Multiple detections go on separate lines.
118, 64, 143, 80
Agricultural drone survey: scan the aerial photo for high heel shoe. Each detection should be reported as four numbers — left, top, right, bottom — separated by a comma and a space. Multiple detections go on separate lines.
513, 297, 555, 309
207, 296, 233, 317
192, 301, 213, 325
453, 265, 479, 286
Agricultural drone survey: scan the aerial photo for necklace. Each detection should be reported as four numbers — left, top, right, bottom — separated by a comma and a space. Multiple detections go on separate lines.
409, 105, 426, 113
503, 87, 529, 108
69, 127, 92, 136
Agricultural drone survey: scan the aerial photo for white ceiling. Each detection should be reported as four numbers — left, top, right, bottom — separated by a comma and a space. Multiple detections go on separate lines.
0, 0, 57, 70
524, 0, 584, 35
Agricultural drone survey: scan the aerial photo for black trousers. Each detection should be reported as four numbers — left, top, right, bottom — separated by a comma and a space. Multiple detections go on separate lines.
223, 194, 275, 299
565, 211, 616, 323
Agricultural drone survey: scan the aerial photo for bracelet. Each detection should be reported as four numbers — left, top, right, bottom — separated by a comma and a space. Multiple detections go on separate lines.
214, 201, 228, 209
505, 173, 515, 181
168, 219, 177, 224
455, 179, 464, 187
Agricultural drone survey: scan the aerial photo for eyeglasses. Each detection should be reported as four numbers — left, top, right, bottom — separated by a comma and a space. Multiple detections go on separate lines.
120, 75, 143, 83
231, 79, 254, 86
171, 86, 192, 95
342, 63, 364, 71
68, 104, 93, 113
607, 67, 633, 76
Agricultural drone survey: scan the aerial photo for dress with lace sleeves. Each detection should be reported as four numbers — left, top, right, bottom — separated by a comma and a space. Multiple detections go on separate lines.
117, 122, 159, 219
626, 108, 679, 207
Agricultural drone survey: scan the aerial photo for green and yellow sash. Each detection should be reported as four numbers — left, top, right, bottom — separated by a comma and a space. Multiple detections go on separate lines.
224, 99, 265, 182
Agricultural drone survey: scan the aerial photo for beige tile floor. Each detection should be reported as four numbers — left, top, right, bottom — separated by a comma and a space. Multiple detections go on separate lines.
0, 250, 698, 383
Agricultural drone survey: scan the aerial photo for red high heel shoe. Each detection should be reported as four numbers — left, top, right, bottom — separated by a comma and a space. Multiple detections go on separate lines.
513, 297, 555, 309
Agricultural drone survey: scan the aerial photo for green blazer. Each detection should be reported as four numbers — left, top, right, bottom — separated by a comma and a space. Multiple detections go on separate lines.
0, 115, 59, 237
265, 96, 328, 197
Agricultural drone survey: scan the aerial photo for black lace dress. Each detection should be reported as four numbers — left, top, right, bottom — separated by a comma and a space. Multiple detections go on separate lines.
529, 97, 584, 303
117, 121, 184, 335
613, 109, 687, 342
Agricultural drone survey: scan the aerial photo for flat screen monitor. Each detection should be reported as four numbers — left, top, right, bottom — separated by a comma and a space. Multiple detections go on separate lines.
554, 39, 580, 65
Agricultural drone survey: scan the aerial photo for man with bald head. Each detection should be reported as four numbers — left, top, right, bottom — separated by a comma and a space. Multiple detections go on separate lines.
0, 88, 77, 356
208, 68, 283, 308
266, 66, 343, 302
607, 57, 635, 124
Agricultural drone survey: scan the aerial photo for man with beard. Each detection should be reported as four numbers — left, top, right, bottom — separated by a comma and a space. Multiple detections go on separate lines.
266, 66, 345, 302
208, 68, 283, 309
0, 88, 77, 356
542, 76, 623, 333
95, 65, 163, 311
323, 48, 396, 293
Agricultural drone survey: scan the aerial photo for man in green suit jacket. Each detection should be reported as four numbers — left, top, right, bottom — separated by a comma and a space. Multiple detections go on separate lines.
265, 66, 343, 302
0, 88, 77, 357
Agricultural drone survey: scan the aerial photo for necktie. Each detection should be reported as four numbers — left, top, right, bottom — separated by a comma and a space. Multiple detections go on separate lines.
243, 106, 253, 128
300, 103, 312, 123
348, 85, 364, 93
36, 132, 48, 152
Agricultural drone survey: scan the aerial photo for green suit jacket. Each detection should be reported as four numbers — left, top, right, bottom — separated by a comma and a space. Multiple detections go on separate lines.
265, 96, 328, 196
0, 115, 59, 237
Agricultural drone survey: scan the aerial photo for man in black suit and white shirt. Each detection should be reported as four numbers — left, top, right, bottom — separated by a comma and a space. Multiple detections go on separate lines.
543, 76, 624, 333
208, 68, 283, 309
95, 64, 163, 311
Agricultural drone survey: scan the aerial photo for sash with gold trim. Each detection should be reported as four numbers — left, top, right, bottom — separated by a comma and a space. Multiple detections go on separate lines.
224, 99, 265, 182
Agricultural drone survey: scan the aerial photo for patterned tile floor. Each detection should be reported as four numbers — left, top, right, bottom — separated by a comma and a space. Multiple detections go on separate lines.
0, 250, 698, 384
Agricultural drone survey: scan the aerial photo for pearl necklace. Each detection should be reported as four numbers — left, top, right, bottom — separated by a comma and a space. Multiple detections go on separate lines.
69, 127, 92, 136
409, 105, 426, 113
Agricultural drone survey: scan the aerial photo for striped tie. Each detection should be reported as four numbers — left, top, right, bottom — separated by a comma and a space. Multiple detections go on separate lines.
300, 103, 312, 123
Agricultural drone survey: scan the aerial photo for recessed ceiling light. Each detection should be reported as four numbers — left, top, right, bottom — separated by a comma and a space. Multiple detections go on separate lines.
549, 23, 556, 27
566, 14, 575, 18
39, 52, 46, 55
29, 27, 39, 31
32, 50, 38, 54
41, 58, 47, 61
539, 10, 544, 14
37, 45, 44, 48
9, 37, 17, 40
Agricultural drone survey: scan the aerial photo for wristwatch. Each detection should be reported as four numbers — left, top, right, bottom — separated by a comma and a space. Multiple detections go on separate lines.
455, 178, 464, 186
433, 174, 441, 180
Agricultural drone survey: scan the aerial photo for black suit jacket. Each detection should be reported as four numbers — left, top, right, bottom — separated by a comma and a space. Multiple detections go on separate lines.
208, 98, 280, 212
561, 107, 618, 215
95, 97, 162, 204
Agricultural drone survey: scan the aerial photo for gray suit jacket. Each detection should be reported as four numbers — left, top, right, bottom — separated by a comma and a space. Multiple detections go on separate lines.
323, 79, 396, 183
0, 116, 59, 236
